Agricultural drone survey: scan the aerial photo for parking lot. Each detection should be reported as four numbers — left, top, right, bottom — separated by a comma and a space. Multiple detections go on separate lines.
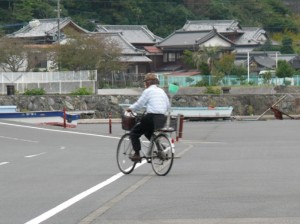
1, 119, 300, 224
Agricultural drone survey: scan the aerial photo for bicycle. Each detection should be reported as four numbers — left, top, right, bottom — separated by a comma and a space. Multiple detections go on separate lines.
117, 112, 176, 176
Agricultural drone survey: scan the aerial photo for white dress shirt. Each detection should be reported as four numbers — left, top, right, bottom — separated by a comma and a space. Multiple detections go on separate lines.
129, 85, 170, 114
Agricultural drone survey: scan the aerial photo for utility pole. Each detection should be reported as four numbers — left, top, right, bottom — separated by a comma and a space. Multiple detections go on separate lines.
57, 0, 60, 44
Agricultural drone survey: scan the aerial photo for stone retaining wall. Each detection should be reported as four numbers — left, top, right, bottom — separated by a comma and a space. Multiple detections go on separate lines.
1, 93, 300, 118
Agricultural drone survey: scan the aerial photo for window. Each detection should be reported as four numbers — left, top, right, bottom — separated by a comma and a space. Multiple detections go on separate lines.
163, 53, 168, 62
168, 53, 176, 62
163, 52, 176, 62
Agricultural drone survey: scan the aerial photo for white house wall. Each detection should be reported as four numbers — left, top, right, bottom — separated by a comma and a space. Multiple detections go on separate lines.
199, 36, 232, 48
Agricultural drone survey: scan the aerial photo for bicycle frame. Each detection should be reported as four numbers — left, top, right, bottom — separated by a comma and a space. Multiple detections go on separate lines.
118, 110, 176, 176
139, 131, 175, 159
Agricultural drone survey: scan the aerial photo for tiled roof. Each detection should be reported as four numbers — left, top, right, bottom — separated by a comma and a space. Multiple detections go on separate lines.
120, 55, 151, 62
144, 46, 162, 54
157, 30, 211, 47
158, 30, 234, 48
91, 32, 151, 62
253, 56, 276, 68
8, 18, 89, 38
99, 32, 145, 55
234, 27, 267, 45
271, 54, 298, 62
181, 20, 241, 33
177, 20, 267, 51
95, 25, 162, 44
168, 71, 200, 76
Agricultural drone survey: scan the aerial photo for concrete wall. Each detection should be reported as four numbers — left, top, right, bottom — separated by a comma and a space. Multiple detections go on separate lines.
1, 93, 300, 118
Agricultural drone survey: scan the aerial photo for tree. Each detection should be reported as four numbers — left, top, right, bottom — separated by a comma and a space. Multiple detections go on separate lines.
276, 60, 294, 79
13, 0, 57, 22
280, 36, 294, 54
231, 65, 247, 82
261, 71, 273, 84
182, 50, 196, 68
215, 53, 235, 76
48, 31, 124, 87
0, 37, 27, 71
192, 46, 220, 74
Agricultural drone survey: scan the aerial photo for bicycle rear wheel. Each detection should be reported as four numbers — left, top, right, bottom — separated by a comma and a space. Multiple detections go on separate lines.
117, 133, 136, 174
151, 133, 174, 176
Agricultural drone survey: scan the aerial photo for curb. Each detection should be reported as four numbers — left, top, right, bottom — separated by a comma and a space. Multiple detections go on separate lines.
78, 114, 300, 124
78, 119, 121, 124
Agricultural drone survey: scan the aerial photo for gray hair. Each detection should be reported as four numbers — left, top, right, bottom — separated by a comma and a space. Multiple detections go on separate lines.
147, 78, 159, 85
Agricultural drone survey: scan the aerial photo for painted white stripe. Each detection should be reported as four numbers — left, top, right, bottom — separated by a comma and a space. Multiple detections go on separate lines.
24, 161, 146, 224
25, 152, 46, 158
0, 122, 120, 140
180, 140, 226, 144
0, 162, 9, 166
0, 135, 38, 143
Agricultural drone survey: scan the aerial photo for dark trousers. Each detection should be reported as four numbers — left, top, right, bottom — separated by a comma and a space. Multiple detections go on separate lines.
130, 113, 166, 153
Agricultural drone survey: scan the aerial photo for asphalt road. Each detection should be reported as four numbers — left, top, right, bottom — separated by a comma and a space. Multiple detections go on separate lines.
1, 119, 300, 224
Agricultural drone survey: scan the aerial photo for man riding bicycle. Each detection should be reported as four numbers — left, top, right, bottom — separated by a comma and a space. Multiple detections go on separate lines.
126, 73, 170, 161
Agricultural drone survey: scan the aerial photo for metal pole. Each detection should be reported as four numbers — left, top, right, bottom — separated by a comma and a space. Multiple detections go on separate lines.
247, 52, 250, 82
57, 0, 60, 44
109, 112, 112, 134
63, 107, 66, 128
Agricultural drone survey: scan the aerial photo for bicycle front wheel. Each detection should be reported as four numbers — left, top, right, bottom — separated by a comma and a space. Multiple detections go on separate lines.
151, 133, 174, 176
117, 133, 136, 174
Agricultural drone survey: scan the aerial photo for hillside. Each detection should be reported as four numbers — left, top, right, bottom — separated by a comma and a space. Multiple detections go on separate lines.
0, 0, 300, 39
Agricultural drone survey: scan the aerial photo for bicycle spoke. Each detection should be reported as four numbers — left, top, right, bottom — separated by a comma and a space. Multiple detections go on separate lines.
117, 133, 136, 174
151, 133, 174, 176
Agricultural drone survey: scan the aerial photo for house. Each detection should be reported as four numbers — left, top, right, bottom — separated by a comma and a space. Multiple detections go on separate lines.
271, 54, 300, 70
3, 18, 90, 71
7, 17, 89, 44
156, 20, 269, 74
143, 46, 163, 72
91, 32, 152, 74
249, 55, 276, 73
95, 24, 162, 48
181, 20, 268, 53
95, 24, 161, 71
157, 29, 235, 66
4, 19, 152, 75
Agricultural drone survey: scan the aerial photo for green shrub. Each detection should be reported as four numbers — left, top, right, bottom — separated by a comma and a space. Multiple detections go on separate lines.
247, 105, 254, 115
70, 87, 93, 95
23, 88, 46, 95
204, 86, 221, 94
195, 78, 210, 87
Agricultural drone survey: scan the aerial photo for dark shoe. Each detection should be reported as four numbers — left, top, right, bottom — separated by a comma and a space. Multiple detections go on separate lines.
130, 153, 141, 162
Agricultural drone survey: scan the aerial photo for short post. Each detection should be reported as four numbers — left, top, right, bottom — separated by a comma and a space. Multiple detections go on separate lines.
63, 107, 66, 128
178, 115, 184, 138
176, 114, 180, 142
109, 111, 112, 134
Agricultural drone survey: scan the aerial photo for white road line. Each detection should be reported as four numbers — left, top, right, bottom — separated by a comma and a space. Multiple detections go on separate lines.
80, 146, 191, 223
3, 121, 185, 223
24, 162, 146, 224
25, 152, 46, 158
0, 122, 119, 139
0, 162, 9, 166
180, 140, 226, 144
79, 168, 151, 224
0, 135, 38, 143
25, 172, 122, 224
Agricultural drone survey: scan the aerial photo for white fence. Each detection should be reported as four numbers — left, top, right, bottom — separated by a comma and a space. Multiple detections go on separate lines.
0, 70, 97, 94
